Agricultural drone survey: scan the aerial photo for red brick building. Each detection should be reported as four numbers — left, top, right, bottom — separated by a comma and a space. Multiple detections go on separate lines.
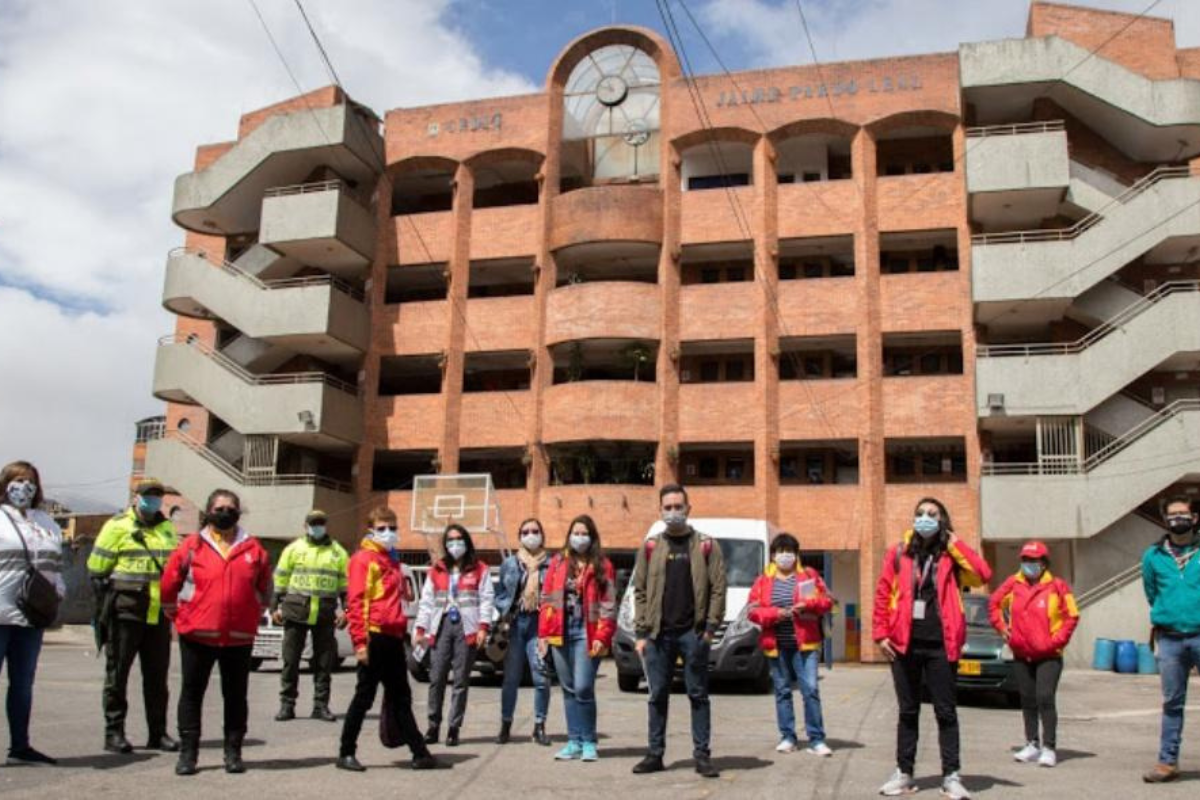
145, 2, 1200, 661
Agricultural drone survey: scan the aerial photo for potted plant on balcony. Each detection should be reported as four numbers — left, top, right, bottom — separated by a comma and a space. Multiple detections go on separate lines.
619, 341, 653, 382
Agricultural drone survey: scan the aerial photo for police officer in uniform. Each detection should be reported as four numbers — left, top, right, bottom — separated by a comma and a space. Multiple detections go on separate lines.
88, 478, 179, 753
273, 510, 349, 722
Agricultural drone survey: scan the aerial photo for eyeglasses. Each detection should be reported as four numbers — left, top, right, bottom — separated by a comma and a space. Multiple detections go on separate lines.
373, 526, 397, 534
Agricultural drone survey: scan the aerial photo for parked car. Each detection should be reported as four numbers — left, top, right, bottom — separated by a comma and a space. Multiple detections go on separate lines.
251, 562, 421, 672
956, 593, 1020, 706
612, 518, 777, 693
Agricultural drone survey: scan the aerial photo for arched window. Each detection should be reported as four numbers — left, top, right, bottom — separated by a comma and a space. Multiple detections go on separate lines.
562, 45, 661, 187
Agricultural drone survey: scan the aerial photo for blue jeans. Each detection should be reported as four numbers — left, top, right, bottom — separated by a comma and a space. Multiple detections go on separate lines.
769, 646, 825, 745
0, 625, 44, 753
551, 615, 598, 744
501, 612, 550, 724
643, 627, 711, 759
1156, 632, 1200, 765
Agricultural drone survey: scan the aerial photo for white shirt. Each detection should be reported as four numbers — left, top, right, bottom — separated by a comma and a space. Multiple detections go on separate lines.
0, 504, 65, 626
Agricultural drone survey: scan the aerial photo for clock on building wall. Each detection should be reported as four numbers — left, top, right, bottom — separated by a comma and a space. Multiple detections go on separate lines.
563, 45, 661, 181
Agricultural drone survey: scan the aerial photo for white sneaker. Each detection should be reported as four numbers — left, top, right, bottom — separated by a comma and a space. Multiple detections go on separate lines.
806, 742, 833, 757
879, 768, 916, 796
1038, 748, 1057, 768
1013, 742, 1041, 763
941, 772, 971, 800
775, 739, 796, 753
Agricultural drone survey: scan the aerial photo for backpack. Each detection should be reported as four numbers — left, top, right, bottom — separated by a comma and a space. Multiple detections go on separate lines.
644, 533, 713, 563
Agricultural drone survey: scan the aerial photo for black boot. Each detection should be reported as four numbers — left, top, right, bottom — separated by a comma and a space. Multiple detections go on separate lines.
496, 720, 512, 744
223, 731, 246, 774
149, 732, 180, 752
532, 722, 551, 747
632, 754, 665, 774
274, 702, 295, 722
336, 754, 366, 772
175, 733, 199, 776
423, 725, 439, 745
694, 756, 720, 779
311, 705, 337, 722
446, 727, 460, 747
104, 730, 133, 754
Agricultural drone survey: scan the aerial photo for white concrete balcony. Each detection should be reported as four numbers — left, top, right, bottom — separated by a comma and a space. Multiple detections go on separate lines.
152, 336, 362, 449
981, 400, 1200, 539
162, 248, 369, 361
977, 281, 1200, 416
172, 103, 383, 235
144, 432, 354, 541
960, 36, 1200, 162
965, 121, 1069, 229
258, 181, 377, 276
972, 167, 1200, 304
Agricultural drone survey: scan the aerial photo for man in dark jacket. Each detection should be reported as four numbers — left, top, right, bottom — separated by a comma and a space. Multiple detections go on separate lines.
631, 483, 726, 778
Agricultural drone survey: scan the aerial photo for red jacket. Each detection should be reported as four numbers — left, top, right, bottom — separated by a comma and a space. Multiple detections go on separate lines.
346, 539, 411, 650
538, 554, 617, 651
161, 529, 272, 647
872, 532, 992, 662
748, 565, 834, 655
988, 570, 1080, 661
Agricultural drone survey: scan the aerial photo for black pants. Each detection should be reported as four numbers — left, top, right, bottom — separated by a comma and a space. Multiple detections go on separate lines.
1013, 657, 1063, 749
339, 635, 428, 757
177, 638, 252, 740
103, 619, 171, 737
279, 621, 337, 706
891, 641, 960, 776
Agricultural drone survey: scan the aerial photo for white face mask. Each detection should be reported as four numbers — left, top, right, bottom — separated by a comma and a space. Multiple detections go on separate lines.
569, 533, 592, 554
774, 552, 797, 571
372, 527, 398, 551
446, 540, 467, 560
307, 524, 327, 540
520, 532, 543, 551
6, 479, 36, 509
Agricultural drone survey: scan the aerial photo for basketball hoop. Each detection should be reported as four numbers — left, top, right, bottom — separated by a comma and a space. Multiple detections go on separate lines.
411, 474, 508, 558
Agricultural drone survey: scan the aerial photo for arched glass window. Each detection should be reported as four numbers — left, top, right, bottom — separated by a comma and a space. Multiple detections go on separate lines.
562, 45, 660, 185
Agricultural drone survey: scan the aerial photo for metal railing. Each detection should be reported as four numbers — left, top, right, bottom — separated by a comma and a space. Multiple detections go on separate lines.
972, 165, 1198, 246
158, 335, 359, 396
1077, 562, 1143, 609
262, 178, 373, 212
978, 280, 1200, 357
964, 119, 1065, 138
171, 247, 365, 301
982, 399, 1200, 476
162, 430, 353, 492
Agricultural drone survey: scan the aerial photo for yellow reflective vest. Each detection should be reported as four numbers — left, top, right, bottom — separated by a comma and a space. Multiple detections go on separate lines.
87, 509, 178, 625
274, 536, 349, 626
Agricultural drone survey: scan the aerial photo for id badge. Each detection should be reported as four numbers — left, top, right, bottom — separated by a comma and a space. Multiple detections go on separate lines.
913, 600, 927, 620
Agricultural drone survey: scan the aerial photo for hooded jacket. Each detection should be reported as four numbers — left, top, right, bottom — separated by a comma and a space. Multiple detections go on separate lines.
747, 564, 833, 655
346, 538, 411, 650
988, 569, 1079, 661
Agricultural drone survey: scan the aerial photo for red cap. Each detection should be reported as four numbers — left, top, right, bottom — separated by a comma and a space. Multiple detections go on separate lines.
1020, 541, 1049, 560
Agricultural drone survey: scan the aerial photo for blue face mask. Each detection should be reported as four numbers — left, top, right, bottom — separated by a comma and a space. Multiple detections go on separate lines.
307, 524, 327, 540
1020, 562, 1044, 581
913, 516, 941, 538
137, 495, 163, 517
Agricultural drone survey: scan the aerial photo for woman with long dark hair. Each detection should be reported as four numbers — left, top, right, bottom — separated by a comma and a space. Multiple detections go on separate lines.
494, 517, 552, 745
873, 497, 991, 799
415, 523, 494, 747
161, 489, 272, 776
0, 460, 64, 766
537, 514, 617, 762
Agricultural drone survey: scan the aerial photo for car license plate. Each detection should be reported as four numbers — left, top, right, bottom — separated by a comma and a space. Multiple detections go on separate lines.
957, 660, 982, 676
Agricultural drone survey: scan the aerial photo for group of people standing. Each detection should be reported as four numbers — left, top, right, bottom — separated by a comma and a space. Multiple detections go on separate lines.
1, 460, 1198, 795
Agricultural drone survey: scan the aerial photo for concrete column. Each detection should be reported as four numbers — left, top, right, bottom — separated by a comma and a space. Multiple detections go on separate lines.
658, 144, 683, 489
439, 163, 474, 473
754, 136, 780, 522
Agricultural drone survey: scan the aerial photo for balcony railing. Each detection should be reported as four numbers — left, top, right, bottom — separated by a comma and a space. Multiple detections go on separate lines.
964, 119, 1065, 138
262, 178, 373, 212
172, 246, 365, 301
162, 430, 352, 492
159, 335, 359, 395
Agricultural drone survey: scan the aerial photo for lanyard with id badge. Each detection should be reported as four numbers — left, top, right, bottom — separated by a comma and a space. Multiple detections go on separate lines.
912, 554, 935, 621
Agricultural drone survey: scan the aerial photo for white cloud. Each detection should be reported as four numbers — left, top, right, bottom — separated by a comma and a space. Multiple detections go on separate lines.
0, 0, 535, 508
697, 0, 1200, 69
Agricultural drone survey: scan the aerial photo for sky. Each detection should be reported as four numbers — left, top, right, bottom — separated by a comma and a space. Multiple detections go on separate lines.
0, 0, 1196, 512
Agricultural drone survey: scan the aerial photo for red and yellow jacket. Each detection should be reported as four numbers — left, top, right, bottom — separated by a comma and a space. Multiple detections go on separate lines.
538, 554, 617, 652
161, 528, 272, 647
872, 532, 992, 662
988, 570, 1080, 661
747, 565, 834, 655
346, 538, 411, 650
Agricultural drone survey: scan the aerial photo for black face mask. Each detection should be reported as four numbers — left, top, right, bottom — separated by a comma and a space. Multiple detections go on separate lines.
1167, 516, 1195, 536
209, 508, 240, 531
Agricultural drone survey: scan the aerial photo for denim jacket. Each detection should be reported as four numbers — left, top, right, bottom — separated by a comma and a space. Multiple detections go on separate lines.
495, 553, 548, 617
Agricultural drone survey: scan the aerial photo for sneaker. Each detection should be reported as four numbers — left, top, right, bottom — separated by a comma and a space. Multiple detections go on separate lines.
775, 739, 797, 754
631, 754, 665, 774
581, 742, 598, 762
878, 768, 915, 796
1038, 748, 1057, 768
6, 747, 57, 767
1143, 762, 1180, 783
806, 741, 833, 757
1013, 742, 1041, 763
555, 742, 583, 761
941, 772, 971, 800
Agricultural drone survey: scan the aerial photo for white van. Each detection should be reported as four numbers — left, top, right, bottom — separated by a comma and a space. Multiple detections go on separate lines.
612, 518, 777, 692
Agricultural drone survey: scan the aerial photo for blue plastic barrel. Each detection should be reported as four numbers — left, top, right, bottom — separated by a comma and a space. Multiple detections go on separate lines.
1092, 638, 1116, 671
1137, 643, 1158, 674
1115, 640, 1139, 673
